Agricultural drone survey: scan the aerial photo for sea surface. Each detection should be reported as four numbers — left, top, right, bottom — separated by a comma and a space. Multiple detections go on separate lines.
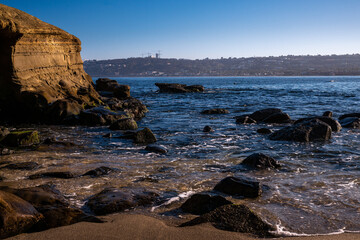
1, 76, 360, 236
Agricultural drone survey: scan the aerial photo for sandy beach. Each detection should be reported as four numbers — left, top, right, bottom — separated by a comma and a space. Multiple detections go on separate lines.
7, 213, 359, 240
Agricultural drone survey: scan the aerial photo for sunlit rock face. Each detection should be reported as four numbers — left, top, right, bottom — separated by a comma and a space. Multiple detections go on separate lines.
0, 4, 100, 122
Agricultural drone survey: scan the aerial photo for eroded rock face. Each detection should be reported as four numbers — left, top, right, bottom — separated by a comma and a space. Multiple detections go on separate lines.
0, 4, 100, 122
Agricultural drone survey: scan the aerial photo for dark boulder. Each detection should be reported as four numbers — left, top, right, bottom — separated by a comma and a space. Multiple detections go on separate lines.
323, 111, 333, 117
0, 190, 43, 239
201, 109, 229, 114
109, 118, 138, 130
145, 144, 167, 154
248, 108, 283, 122
86, 188, 159, 215
96, 78, 130, 100
262, 112, 291, 124
294, 116, 341, 132
29, 171, 77, 179
1, 162, 40, 170
213, 176, 262, 198
155, 83, 204, 93
105, 97, 148, 120
181, 193, 232, 215
241, 153, 281, 170
82, 166, 116, 177
203, 125, 214, 132
257, 128, 272, 134
2, 185, 101, 231
180, 204, 275, 237
339, 113, 360, 120
0, 130, 40, 147
79, 106, 126, 126
269, 119, 332, 142
339, 117, 360, 129
235, 115, 256, 124
46, 99, 83, 123
133, 128, 157, 144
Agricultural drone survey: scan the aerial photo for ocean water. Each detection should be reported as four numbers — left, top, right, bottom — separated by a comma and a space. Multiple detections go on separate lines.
1, 76, 359, 236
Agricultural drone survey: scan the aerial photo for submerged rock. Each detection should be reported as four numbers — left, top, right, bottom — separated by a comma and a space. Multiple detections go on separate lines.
269, 119, 332, 142
29, 171, 77, 179
339, 113, 360, 120
145, 144, 167, 154
203, 125, 214, 132
339, 117, 360, 129
201, 109, 229, 114
213, 176, 262, 198
235, 115, 256, 124
180, 204, 275, 237
257, 128, 272, 134
109, 118, 138, 130
86, 188, 159, 215
241, 153, 281, 170
0, 4, 100, 123
181, 193, 232, 215
0, 130, 40, 147
0, 190, 43, 239
82, 166, 116, 177
1, 162, 40, 170
133, 128, 157, 144
155, 83, 204, 93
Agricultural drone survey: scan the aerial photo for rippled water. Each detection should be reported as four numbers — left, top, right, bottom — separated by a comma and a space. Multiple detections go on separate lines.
1, 76, 360, 235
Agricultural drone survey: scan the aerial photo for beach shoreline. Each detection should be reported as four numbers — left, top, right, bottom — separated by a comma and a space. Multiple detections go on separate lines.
7, 213, 359, 240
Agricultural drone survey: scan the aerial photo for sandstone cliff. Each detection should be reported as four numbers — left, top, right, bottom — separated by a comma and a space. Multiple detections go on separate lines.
0, 4, 100, 121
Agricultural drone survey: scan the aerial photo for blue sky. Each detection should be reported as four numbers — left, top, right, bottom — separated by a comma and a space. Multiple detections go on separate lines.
2, 0, 360, 60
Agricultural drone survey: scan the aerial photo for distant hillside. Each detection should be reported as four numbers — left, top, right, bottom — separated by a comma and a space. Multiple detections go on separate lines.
84, 54, 360, 77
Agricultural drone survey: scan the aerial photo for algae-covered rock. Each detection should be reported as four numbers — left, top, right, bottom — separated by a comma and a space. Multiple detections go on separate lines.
1, 130, 40, 147
133, 128, 157, 144
109, 118, 138, 130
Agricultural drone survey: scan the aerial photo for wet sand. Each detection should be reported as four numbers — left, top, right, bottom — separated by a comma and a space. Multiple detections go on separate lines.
7, 213, 359, 240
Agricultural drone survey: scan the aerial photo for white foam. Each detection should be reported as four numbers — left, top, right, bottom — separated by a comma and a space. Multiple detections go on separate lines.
151, 190, 195, 212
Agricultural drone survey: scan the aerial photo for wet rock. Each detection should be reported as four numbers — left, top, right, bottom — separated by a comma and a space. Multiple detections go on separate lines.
43, 137, 75, 147
0, 4, 100, 123
257, 128, 272, 134
103, 133, 112, 138
116, 130, 137, 139
213, 176, 262, 198
241, 153, 281, 170
0, 127, 10, 141
86, 188, 159, 215
155, 83, 204, 93
269, 119, 332, 142
235, 115, 256, 124
203, 125, 214, 132
0, 190, 43, 239
83, 166, 116, 177
248, 108, 283, 122
201, 109, 229, 114
109, 118, 138, 130
133, 128, 157, 144
79, 106, 126, 126
96, 78, 131, 100
145, 144, 167, 154
1, 162, 40, 170
294, 116, 341, 132
180, 204, 275, 237
2, 184, 101, 231
46, 99, 83, 123
0, 148, 14, 155
339, 117, 360, 129
262, 112, 291, 124
106, 97, 148, 120
339, 113, 360, 120
29, 171, 77, 179
181, 193, 232, 215
323, 111, 333, 117
0, 130, 40, 147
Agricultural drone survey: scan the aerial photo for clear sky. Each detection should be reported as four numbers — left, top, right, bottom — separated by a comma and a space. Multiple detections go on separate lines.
2, 0, 360, 60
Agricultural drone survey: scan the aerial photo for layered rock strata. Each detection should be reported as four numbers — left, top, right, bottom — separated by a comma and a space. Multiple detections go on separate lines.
0, 4, 100, 122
